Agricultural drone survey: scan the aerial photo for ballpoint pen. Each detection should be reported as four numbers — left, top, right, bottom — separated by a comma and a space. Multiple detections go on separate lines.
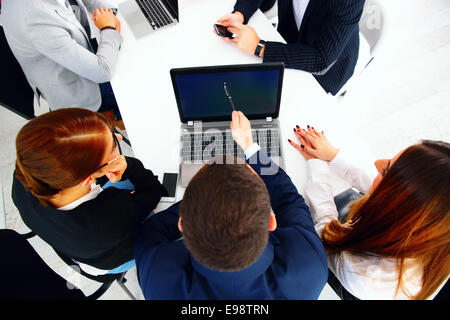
223, 82, 236, 112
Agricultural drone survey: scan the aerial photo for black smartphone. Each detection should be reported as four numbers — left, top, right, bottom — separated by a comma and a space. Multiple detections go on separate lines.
214, 24, 233, 39
161, 173, 178, 202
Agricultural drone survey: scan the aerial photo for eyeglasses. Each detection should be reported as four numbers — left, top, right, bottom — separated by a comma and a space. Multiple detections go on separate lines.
381, 159, 391, 177
94, 129, 122, 172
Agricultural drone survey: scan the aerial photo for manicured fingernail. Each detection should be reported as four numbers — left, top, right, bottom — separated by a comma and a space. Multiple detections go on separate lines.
301, 145, 305, 149
312, 127, 315, 129
307, 125, 310, 128
293, 128, 296, 132
296, 125, 299, 129
288, 139, 292, 143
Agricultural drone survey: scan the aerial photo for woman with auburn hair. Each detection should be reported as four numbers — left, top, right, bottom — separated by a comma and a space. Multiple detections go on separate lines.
289, 126, 449, 300
13, 108, 167, 276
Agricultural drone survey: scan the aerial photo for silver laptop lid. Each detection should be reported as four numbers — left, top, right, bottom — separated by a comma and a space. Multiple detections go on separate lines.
170, 63, 285, 123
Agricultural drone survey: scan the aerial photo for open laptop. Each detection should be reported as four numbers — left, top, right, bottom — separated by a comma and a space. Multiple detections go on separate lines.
118, 0, 179, 39
170, 63, 286, 187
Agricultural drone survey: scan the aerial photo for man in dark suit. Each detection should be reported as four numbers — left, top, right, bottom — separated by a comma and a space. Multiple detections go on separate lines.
217, 0, 366, 95
134, 111, 328, 299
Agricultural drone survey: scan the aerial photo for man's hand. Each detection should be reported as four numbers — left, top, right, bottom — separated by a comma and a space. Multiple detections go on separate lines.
217, 12, 245, 26
92, 7, 118, 31
230, 111, 254, 151
227, 24, 261, 56
216, 12, 263, 57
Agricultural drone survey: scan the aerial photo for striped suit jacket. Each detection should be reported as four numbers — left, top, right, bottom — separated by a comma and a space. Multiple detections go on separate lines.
234, 0, 366, 95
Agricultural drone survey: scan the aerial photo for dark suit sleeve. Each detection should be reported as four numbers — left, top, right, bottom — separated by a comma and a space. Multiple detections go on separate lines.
233, 0, 263, 24
247, 149, 315, 233
134, 202, 182, 268
264, 0, 365, 74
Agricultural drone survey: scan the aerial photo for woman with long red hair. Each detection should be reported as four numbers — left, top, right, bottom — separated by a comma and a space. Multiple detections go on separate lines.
13, 108, 167, 276
289, 126, 449, 300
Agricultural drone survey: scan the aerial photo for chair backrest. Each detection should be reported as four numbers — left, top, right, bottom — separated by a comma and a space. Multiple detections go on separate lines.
0, 229, 86, 300
434, 279, 449, 300
358, 0, 384, 56
0, 26, 35, 120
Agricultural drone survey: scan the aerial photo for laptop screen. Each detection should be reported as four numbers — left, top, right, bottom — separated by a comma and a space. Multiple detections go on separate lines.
170, 63, 284, 123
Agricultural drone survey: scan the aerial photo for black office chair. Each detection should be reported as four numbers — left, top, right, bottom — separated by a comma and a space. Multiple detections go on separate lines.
0, 26, 35, 120
51, 241, 136, 300
0, 229, 135, 300
0, 229, 85, 300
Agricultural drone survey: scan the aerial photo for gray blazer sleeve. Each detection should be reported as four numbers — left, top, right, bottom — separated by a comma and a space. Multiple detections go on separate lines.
26, 12, 122, 83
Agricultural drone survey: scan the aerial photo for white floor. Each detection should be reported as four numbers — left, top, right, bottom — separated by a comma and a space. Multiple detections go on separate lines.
1, 0, 449, 300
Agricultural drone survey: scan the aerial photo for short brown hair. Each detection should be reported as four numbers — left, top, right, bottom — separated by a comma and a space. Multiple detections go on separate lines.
180, 156, 271, 271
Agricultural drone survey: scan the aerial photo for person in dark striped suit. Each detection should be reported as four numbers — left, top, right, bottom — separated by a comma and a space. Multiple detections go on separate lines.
217, 0, 366, 95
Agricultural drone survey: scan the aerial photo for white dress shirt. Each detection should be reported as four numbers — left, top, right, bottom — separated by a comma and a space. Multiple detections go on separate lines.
293, 0, 311, 30
304, 150, 440, 300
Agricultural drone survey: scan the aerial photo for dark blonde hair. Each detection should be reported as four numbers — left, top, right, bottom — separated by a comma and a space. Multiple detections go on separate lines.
15, 108, 111, 206
322, 140, 450, 299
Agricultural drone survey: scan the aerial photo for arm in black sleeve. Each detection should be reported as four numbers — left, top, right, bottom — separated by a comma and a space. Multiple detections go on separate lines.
263, 0, 365, 73
119, 156, 168, 219
233, 0, 263, 24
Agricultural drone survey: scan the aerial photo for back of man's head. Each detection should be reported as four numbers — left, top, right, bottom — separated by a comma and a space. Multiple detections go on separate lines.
180, 156, 271, 271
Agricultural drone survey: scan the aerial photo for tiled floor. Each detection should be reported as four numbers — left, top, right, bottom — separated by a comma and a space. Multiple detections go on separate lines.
1, 0, 449, 300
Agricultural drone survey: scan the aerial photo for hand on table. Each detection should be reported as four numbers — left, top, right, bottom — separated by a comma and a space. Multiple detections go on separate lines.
289, 125, 339, 162
230, 111, 254, 151
92, 7, 120, 32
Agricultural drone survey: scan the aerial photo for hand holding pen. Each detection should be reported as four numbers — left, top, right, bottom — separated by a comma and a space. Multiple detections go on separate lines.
223, 82, 236, 112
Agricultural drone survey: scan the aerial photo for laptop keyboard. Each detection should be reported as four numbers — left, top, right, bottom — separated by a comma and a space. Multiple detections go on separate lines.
136, 0, 173, 30
182, 129, 281, 162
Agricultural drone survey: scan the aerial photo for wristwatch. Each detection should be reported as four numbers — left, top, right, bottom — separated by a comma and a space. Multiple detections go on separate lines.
254, 39, 266, 57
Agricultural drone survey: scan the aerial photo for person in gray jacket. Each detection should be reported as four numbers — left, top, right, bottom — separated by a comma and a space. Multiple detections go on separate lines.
0, 0, 122, 115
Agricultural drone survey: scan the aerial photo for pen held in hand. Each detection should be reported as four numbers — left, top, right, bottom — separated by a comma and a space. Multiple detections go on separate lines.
223, 82, 236, 112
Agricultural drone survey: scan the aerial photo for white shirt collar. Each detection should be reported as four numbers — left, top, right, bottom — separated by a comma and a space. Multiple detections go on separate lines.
57, 184, 103, 211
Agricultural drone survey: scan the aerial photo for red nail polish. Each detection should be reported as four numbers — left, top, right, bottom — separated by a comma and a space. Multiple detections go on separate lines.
296, 125, 299, 129
301, 145, 304, 149
307, 125, 310, 128
288, 139, 292, 143
293, 128, 296, 132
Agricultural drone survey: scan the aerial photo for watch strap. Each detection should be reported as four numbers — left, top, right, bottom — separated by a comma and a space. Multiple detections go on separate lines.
254, 39, 266, 57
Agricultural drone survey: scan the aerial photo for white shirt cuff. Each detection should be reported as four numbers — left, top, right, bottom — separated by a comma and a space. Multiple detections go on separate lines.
244, 143, 261, 159
307, 158, 330, 176
329, 149, 347, 172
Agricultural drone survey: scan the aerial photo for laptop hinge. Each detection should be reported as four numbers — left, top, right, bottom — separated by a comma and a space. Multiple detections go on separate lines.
266, 117, 273, 122
187, 121, 202, 127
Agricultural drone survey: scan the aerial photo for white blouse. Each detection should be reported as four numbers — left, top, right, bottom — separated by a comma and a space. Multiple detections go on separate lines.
304, 150, 438, 300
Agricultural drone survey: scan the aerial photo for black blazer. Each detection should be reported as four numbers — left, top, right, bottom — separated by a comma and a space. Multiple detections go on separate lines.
12, 157, 168, 270
234, 0, 366, 95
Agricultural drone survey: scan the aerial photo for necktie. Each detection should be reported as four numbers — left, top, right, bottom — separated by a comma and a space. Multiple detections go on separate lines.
66, 0, 91, 39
